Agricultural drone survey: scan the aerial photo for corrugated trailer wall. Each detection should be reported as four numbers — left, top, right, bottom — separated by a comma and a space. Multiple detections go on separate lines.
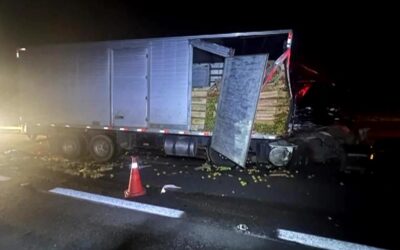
19, 38, 191, 129
19, 44, 111, 125
149, 39, 190, 129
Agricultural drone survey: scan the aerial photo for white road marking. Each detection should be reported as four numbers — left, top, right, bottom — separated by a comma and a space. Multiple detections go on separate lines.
49, 187, 185, 218
277, 229, 384, 250
0, 175, 11, 181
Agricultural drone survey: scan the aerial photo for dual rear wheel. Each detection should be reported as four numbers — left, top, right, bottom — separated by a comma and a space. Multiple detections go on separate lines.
54, 133, 115, 162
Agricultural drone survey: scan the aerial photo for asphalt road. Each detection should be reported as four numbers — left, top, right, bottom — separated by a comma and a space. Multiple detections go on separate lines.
0, 133, 396, 249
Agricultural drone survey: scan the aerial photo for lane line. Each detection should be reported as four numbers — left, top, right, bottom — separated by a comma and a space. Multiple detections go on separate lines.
49, 187, 185, 218
277, 229, 384, 250
0, 175, 11, 182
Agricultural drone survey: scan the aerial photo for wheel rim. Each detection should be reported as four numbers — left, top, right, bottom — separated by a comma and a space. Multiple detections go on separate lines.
93, 139, 110, 158
62, 139, 77, 155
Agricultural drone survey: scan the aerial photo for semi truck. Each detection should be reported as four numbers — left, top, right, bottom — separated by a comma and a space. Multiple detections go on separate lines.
17, 30, 297, 168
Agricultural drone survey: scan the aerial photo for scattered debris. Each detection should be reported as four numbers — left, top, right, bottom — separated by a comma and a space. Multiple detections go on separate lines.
213, 172, 222, 177
236, 224, 249, 232
328, 216, 332, 221
139, 165, 152, 169
235, 224, 269, 240
145, 184, 150, 188
216, 166, 231, 172
340, 182, 344, 186
20, 182, 30, 187
161, 184, 182, 194
270, 173, 290, 178
195, 163, 212, 171
240, 180, 248, 186
3, 149, 17, 154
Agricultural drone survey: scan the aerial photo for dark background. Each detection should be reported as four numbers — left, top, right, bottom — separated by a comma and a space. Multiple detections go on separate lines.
0, 1, 398, 113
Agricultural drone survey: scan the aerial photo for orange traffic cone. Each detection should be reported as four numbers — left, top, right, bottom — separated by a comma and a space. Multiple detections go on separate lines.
124, 156, 146, 198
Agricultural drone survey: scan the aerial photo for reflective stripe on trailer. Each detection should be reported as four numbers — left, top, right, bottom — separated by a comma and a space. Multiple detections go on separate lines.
31, 123, 276, 139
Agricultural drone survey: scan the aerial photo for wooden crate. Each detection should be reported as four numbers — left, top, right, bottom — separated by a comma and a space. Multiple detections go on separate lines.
191, 111, 206, 118
258, 99, 288, 107
191, 88, 210, 131
192, 88, 209, 97
192, 97, 207, 105
191, 118, 205, 125
192, 103, 207, 111
259, 90, 289, 99
191, 124, 205, 130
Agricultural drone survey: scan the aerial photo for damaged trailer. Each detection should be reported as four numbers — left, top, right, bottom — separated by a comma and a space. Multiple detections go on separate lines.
18, 30, 295, 167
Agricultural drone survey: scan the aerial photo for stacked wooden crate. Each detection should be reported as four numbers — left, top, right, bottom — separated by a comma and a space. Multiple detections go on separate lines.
254, 63, 290, 134
191, 87, 209, 130
190, 63, 290, 135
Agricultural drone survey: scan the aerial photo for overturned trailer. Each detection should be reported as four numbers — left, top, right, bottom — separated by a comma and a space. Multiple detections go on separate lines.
18, 30, 295, 167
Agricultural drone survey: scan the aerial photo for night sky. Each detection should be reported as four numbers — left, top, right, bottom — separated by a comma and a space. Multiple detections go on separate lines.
0, 1, 397, 112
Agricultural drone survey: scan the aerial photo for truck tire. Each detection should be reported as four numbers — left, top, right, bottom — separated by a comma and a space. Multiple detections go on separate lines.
60, 134, 83, 160
89, 134, 114, 163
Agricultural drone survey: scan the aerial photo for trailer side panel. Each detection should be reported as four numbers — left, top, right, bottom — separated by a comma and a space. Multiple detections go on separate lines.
149, 40, 190, 129
19, 45, 111, 126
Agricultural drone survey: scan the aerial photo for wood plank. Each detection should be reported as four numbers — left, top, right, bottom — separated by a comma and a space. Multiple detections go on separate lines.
254, 120, 275, 125
192, 90, 208, 97
256, 106, 288, 113
256, 114, 276, 120
192, 98, 207, 105
191, 111, 206, 118
191, 118, 205, 125
256, 110, 279, 116
260, 90, 288, 99
191, 104, 207, 111
258, 99, 288, 107
191, 124, 205, 130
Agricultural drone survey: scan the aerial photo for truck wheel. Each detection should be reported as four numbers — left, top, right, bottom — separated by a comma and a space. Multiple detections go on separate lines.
89, 134, 114, 163
60, 134, 83, 160
208, 148, 236, 167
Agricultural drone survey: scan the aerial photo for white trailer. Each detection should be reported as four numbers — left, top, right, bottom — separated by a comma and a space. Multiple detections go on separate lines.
18, 30, 295, 167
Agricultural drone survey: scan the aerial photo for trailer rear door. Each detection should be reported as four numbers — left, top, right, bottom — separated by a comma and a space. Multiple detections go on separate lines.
211, 54, 268, 167
112, 48, 148, 127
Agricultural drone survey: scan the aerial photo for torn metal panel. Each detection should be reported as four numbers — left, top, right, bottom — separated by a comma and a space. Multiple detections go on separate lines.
211, 54, 268, 166
191, 39, 235, 57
